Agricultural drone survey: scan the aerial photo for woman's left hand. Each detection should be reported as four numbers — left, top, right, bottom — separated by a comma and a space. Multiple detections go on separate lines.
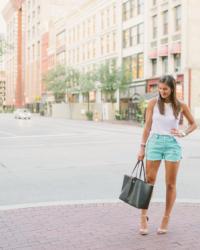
170, 128, 184, 137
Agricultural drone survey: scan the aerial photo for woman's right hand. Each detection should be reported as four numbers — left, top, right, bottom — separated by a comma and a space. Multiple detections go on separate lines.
137, 147, 145, 161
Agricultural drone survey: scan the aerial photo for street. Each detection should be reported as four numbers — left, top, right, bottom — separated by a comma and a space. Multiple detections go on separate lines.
0, 113, 200, 206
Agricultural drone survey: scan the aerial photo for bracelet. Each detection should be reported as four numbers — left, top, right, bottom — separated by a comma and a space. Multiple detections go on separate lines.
140, 143, 146, 148
180, 131, 187, 137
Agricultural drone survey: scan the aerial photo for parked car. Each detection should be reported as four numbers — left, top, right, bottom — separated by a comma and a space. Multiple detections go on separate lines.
14, 109, 31, 119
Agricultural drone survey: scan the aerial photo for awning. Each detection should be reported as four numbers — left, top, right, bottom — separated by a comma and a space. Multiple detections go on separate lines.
170, 42, 181, 54
148, 49, 157, 59
158, 45, 168, 57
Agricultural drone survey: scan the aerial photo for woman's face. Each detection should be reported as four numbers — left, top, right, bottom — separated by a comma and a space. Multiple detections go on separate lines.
158, 82, 172, 99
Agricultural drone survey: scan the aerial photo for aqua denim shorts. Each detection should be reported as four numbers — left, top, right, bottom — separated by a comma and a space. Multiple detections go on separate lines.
145, 134, 182, 162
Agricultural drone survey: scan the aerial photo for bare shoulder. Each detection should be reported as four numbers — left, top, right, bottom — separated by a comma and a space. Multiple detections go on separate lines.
178, 100, 189, 112
147, 97, 157, 108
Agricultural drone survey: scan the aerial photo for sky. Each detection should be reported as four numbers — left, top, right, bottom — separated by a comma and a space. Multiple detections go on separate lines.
0, 0, 8, 34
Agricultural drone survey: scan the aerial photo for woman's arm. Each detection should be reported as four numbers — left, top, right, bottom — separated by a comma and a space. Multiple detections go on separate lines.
171, 103, 198, 137
137, 98, 156, 160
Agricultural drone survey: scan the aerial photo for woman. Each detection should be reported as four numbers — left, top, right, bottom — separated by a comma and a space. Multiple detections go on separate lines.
137, 75, 197, 235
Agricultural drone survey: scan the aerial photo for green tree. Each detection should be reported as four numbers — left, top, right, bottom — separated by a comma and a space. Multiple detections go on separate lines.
0, 39, 5, 58
0, 39, 14, 58
79, 70, 96, 112
43, 65, 68, 103
96, 62, 130, 103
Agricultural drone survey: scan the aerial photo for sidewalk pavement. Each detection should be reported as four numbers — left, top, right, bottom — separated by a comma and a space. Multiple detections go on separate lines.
0, 201, 199, 250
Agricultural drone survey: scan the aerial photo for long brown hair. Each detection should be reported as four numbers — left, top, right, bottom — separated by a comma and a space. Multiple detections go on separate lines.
158, 75, 181, 119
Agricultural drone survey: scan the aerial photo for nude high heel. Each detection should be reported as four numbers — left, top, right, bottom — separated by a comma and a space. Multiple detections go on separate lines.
157, 215, 170, 234
139, 215, 149, 235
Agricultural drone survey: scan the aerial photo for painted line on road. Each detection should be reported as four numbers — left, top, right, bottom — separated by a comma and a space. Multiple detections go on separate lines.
0, 133, 83, 139
0, 199, 200, 211
1, 140, 130, 148
0, 130, 16, 136
0, 131, 108, 140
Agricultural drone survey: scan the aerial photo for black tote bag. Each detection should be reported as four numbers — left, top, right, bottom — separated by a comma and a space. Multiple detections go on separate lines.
119, 160, 153, 209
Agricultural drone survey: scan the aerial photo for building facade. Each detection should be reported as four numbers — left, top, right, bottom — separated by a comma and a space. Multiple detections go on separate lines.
2, 1, 19, 107
0, 35, 6, 108
146, 0, 183, 100
3, 0, 73, 109
2, 0, 200, 121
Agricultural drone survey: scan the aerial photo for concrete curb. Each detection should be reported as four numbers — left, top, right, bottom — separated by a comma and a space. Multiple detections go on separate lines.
0, 198, 200, 211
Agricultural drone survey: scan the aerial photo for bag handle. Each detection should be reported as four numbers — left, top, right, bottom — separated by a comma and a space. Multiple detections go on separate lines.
131, 160, 147, 182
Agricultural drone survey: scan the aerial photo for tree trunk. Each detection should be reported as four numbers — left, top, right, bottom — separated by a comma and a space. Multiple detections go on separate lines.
87, 92, 90, 112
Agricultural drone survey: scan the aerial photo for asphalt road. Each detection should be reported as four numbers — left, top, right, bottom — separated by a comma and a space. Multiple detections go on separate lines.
0, 113, 200, 206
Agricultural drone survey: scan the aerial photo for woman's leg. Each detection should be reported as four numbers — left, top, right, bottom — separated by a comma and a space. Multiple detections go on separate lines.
159, 160, 180, 230
140, 160, 161, 231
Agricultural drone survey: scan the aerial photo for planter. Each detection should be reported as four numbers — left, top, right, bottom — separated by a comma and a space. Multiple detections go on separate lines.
86, 111, 93, 120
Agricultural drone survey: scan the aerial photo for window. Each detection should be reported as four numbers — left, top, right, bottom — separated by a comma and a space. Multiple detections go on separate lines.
32, 26, 35, 38
37, 22, 40, 35
130, 0, 136, 18
162, 56, 168, 74
92, 16, 96, 33
123, 30, 130, 48
123, 56, 132, 81
137, 23, 144, 44
132, 54, 137, 79
28, 30, 30, 41
163, 11, 168, 35
152, 15, 157, 39
32, 44, 35, 60
87, 19, 91, 36
101, 11, 105, 29
77, 25, 80, 41
122, 2, 129, 21
106, 34, 110, 53
28, 16, 30, 25
112, 4, 116, 24
138, 53, 144, 78
72, 49, 75, 64
152, 59, 157, 76
123, 23, 143, 48
73, 28, 75, 42
56, 31, 65, 48
137, 0, 144, 15
82, 22, 86, 37
37, 41, 40, 58
123, 53, 144, 80
37, 6, 40, 16
32, 10, 35, 19
76, 48, 79, 63
112, 32, 116, 52
27, 47, 30, 61
130, 26, 137, 46
92, 41, 96, 58
175, 5, 181, 31
101, 37, 104, 55
87, 42, 90, 59
123, 0, 143, 20
82, 45, 85, 61
174, 54, 181, 72
106, 8, 110, 27
28, 0, 30, 10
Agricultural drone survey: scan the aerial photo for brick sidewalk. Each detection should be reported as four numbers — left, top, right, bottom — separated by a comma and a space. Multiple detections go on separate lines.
0, 202, 199, 250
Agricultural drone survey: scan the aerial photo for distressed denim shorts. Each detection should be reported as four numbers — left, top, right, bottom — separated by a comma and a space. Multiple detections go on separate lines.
145, 134, 182, 162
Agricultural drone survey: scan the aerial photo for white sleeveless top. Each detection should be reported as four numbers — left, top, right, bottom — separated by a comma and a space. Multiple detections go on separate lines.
151, 100, 180, 136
